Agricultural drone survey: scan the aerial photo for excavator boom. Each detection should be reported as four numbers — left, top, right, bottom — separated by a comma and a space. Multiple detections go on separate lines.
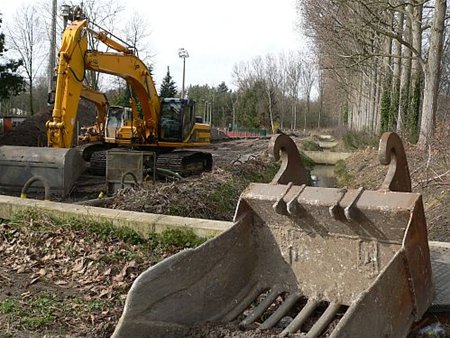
47, 19, 160, 148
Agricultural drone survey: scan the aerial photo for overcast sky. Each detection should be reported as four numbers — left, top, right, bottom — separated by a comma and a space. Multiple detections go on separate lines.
1, 0, 304, 90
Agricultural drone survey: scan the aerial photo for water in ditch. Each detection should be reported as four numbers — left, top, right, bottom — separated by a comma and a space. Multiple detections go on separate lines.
311, 165, 336, 188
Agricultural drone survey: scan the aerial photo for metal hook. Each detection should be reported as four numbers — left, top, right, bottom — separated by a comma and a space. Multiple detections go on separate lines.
269, 134, 309, 185
378, 132, 412, 192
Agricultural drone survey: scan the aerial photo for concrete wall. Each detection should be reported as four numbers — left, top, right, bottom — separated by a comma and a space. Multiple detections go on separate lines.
0, 195, 232, 239
304, 151, 352, 165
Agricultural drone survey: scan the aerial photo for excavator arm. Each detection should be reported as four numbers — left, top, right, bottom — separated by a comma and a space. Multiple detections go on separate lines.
80, 84, 108, 132
47, 19, 160, 148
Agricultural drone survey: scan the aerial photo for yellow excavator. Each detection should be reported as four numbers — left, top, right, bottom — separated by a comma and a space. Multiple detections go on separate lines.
0, 16, 212, 197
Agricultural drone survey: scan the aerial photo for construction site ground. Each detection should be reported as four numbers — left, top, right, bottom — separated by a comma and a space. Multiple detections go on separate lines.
1, 111, 449, 336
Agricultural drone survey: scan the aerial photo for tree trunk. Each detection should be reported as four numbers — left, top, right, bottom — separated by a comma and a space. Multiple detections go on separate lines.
407, 1, 423, 142
396, 5, 412, 133
417, 0, 446, 148
380, 14, 393, 132
389, 11, 404, 130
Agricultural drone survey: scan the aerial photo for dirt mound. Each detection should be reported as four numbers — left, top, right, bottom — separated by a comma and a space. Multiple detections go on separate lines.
0, 101, 97, 147
105, 157, 279, 221
338, 127, 450, 241
0, 110, 51, 146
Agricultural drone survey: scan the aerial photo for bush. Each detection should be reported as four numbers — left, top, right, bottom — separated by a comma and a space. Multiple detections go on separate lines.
342, 131, 378, 150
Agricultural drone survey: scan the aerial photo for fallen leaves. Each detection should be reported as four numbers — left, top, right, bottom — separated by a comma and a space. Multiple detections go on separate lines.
0, 218, 154, 336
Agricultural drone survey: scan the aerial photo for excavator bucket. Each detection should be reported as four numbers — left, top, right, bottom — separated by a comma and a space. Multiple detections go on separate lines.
113, 132, 433, 338
0, 146, 86, 197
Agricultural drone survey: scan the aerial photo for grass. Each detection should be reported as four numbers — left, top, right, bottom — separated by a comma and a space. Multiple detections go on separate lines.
208, 161, 280, 216
342, 130, 379, 150
10, 209, 207, 254
334, 159, 353, 187
1, 294, 59, 330
0, 299, 19, 314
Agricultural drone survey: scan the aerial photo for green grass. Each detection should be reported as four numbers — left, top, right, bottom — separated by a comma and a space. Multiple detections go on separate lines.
0, 294, 58, 330
208, 161, 281, 216
342, 131, 378, 150
0, 298, 19, 314
10, 208, 206, 255
334, 160, 353, 187
300, 139, 322, 151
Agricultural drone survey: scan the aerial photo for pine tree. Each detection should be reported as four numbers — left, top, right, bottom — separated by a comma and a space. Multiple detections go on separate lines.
0, 14, 24, 101
159, 66, 177, 98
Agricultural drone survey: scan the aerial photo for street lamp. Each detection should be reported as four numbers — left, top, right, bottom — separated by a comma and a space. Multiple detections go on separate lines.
178, 48, 189, 98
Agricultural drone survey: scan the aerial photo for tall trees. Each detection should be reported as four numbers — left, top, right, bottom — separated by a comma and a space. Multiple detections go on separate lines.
6, 3, 46, 115
160, 67, 177, 98
298, 0, 447, 148
300, 55, 316, 131
232, 51, 321, 131
0, 14, 24, 101
417, 0, 446, 148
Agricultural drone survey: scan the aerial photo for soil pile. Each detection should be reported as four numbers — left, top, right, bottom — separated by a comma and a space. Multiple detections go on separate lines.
105, 155, 279, 221
0, 101, 97, 146
0, 110, 51, 146
338, 127, 450, 241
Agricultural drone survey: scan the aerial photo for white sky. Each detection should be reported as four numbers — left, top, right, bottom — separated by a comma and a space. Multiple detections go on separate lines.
1, 0, 304, 90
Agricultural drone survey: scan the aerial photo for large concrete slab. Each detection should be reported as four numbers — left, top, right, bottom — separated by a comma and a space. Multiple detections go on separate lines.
304, 150, 352, 165
0, 195, 232, 238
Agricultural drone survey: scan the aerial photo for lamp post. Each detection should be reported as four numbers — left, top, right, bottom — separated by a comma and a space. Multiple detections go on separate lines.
178, 48, 189, 98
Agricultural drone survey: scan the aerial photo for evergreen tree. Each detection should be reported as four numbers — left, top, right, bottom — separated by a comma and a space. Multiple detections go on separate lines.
0, 14, 24, 101
159, 66, 177, 98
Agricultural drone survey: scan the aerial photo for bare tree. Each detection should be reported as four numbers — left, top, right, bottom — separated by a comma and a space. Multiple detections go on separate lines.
79, 0, 124, 90
299, 0, 447, 148
300, 56, 316, 131
284, 51, 302, 130
417, 0, 446, 148
123, 11, 152, 63
6, 3, 47, 115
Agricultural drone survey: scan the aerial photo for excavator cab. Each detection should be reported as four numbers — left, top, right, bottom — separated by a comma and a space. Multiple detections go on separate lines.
159, 98, 194, 142
104, 106, 134, 143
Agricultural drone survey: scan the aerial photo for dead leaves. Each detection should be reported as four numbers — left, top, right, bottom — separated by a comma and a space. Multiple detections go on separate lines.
0, 220, 151, 336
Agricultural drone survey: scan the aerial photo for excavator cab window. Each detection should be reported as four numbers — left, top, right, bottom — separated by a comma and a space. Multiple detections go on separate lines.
160, 101, 182, 141
105, 106, 125, 139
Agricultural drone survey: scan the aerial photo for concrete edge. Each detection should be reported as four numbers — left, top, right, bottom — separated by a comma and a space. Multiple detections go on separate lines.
429, 241, 450, 249
0, 195, 233, 239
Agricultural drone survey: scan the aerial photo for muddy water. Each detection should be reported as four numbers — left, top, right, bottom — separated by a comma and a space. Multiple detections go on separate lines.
311, 165, 336, 188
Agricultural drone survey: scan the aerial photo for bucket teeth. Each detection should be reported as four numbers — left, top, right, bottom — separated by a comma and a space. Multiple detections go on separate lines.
344, 187, 364, 222
287, 184, 307, 217
259, 292, 301, 330
239, 288, 281, 327
280, 298, 319, 336
305, 302, 341, 338
273, 182, 293, 216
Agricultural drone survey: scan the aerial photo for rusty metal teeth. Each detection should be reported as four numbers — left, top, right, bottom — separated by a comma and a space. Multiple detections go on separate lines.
239, 288, 281, 327
305, 302, 342, 338
344, 187, 364, 222
259, 292, 301, 330
273, 182, 294, 216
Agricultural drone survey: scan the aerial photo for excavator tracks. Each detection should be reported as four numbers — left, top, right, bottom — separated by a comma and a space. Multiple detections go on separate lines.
87, 150, 213, 177
156, 151, 213, 176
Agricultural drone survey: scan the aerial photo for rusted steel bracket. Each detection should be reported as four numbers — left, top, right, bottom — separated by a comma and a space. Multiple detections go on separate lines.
379, 132, 412, 192
269, 134, 309, 185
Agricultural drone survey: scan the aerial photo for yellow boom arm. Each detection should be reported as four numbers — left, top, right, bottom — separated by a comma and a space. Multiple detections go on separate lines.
47, 20, 160, 148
